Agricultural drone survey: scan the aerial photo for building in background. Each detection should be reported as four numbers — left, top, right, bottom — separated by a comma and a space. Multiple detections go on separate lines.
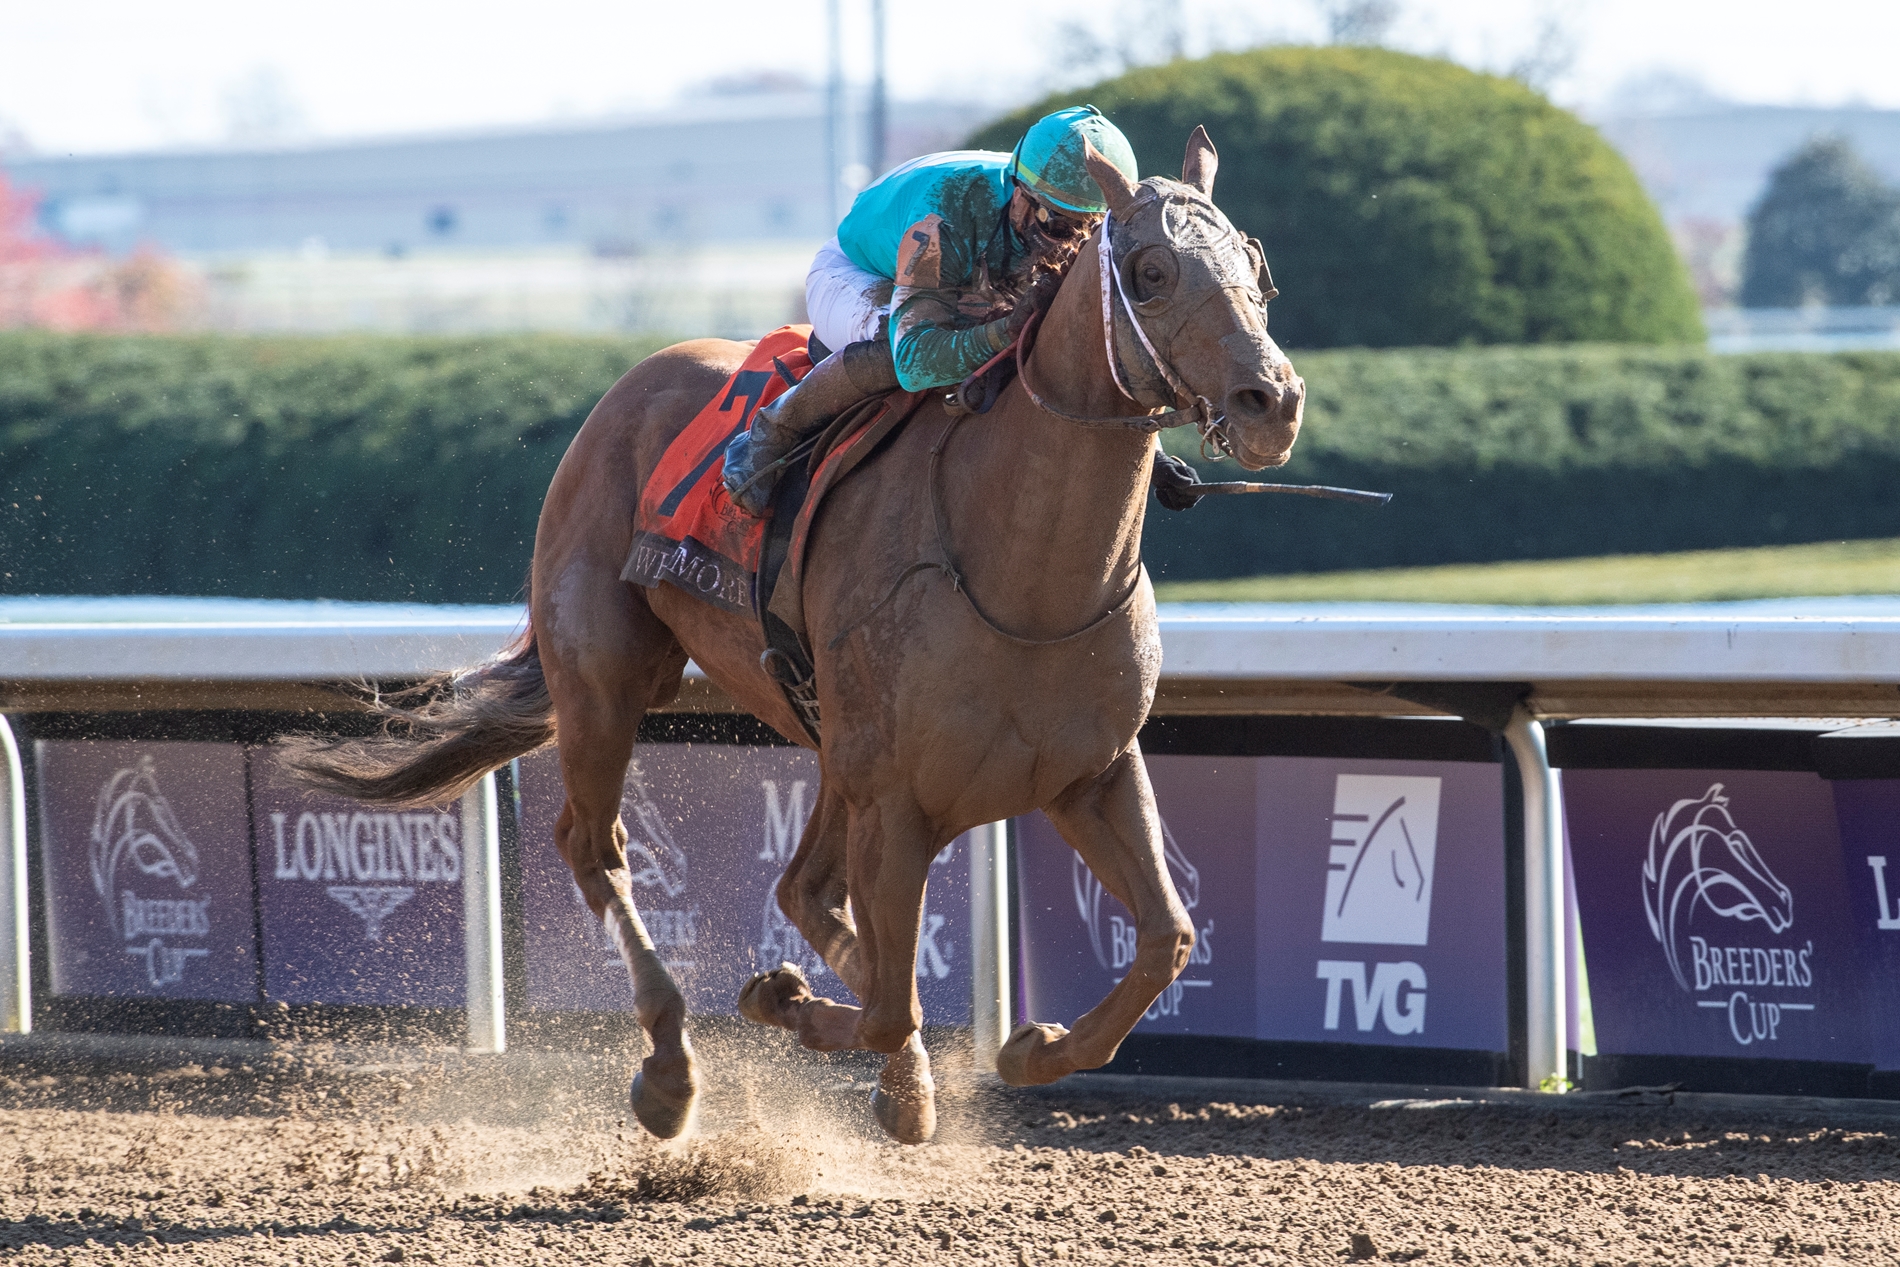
2, 89, 990, 337
14, 88, 1900, 346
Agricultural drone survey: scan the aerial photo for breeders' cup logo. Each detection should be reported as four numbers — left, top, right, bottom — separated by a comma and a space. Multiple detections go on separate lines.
1641, 783, 1813, 1045
626, 759, 689, 900
1073, 817, 1213, 1021
89, 756, 211, 987
1314, 775, 1440, 1036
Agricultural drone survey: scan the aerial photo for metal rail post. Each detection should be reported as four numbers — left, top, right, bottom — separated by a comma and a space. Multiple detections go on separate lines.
1504, 706, 1565, 1091
461, 772, 505, 1054
969, 819, 1012, 1072
0, 717, 27, 1034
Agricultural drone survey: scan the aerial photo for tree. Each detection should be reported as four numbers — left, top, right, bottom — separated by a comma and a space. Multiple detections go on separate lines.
971, 46, 1703, 348
1740, 136, 1900, 308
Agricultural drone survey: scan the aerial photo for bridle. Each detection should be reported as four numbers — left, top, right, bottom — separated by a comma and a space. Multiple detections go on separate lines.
1014, 192, 1241, 458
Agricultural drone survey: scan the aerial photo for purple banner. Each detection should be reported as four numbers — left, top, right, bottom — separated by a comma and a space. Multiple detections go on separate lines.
33, 741, 259, 1002
1016, 755, 1508, 1051
516, 746, 971, 1024
1828, 781, 1900, 1069
1255, 757, 1509, 1051
1566, 769, 1870, 1063
1016, 755, 1255, 1037
249, 748, 468, 1007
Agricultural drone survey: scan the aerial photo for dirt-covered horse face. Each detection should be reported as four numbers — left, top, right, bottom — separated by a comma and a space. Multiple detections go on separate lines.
1085, 130, 1304, 470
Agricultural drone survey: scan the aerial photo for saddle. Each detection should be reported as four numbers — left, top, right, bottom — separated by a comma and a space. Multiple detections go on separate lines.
622, 325, 926, 742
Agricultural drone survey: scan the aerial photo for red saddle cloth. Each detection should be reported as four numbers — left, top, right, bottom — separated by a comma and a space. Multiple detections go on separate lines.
620, 327, 815, 613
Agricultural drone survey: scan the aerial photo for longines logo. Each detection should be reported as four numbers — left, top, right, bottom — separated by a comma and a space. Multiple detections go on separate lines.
89, 756, 211, 987
267, 801, 460, 944
1074, 818, 1213, 1021
1315, 775, 1441, 1036
1642, 783, 1814, 1046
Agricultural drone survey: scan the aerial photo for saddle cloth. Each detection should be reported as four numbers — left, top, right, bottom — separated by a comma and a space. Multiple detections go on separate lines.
622, 325, 924, 636
621, 327, 813, 613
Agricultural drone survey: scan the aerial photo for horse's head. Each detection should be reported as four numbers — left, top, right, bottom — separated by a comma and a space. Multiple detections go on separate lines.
1083, 128, 1304, 470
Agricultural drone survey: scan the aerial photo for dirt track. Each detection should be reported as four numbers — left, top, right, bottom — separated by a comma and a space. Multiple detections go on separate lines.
4, 1032, 1900, 1265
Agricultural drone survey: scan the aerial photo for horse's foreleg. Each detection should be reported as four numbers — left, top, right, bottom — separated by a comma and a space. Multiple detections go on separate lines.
739, 783, 866, 1050
735, 786, 934, 1143
850, 795, 938, 1143
996, 747, 1193, 1087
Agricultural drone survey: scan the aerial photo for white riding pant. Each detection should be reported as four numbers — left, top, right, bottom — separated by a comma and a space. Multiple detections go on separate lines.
805, 238, 893, 353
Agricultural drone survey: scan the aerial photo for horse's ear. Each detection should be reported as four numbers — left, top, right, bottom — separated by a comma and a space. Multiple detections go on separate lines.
1083, 138, 1138, 216
1182, 125, 1217, 196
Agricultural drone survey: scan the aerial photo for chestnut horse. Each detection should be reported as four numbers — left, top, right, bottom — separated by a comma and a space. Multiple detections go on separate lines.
286, 131, 1303, 1144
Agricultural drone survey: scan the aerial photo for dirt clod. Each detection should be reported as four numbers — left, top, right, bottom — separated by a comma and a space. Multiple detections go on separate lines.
1351, 1230, 1381, 1258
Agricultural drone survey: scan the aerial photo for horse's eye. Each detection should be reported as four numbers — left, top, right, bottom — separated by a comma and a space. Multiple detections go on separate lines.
1142, 266, 1164, 284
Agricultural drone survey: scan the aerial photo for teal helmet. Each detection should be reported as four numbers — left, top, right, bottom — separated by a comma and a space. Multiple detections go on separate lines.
1009, 105, 1138, 216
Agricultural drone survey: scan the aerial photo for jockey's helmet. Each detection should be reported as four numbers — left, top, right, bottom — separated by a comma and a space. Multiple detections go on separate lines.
1010, 105, 1139, 216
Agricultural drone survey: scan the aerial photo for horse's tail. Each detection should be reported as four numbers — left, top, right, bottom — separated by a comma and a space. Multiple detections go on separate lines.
278, 627, 554, 809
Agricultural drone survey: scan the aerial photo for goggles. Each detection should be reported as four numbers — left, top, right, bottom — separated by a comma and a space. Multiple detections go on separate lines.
1020, 184, 1097, 240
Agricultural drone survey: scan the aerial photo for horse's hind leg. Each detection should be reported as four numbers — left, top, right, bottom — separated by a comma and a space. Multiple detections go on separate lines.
540, 579, 697, 1138
996, 747, 1194, 1087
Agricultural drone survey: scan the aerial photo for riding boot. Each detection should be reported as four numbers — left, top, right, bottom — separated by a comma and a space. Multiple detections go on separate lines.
724, 339, 898, 515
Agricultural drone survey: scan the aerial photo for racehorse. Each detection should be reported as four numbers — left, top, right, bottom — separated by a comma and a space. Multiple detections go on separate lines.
285, 130, 1304, 1144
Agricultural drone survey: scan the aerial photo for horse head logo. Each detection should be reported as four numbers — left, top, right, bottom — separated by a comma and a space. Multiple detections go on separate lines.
622, 759, 689, 900
1073, 817, 1200, 971
1641, 783, 1794, 991
88, 755, 201, 934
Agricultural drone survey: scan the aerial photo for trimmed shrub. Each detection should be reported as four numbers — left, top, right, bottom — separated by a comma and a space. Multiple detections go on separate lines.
0, 332, 664, 603
1151, 344, 1900, 580
971, 46, 1704, 349
4, 335, 1898, 600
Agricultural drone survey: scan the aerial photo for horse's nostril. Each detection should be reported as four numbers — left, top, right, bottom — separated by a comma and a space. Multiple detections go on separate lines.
1227, 387, 1274, 418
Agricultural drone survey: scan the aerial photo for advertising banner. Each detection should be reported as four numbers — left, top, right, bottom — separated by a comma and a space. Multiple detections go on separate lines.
516, 746, 971, 1023
1565, 769, 1870, 1063
33, 741, 259, 1002
1828, 780, 1900, 1069
1255, 757, 1509, 1052
249, 748, 468, 1007
1016, 755, 1255, 1037
1016, 755, 1507, 1050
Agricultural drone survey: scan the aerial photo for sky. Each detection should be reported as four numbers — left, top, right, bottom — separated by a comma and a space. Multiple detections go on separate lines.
3, 0, 1899, 157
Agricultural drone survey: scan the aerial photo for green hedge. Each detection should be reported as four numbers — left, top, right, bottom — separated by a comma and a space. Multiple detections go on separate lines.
0, 332, 664, 604
971, 47, 1703, 349
1154, 344, 1900, 581
3, 334, 1899, 600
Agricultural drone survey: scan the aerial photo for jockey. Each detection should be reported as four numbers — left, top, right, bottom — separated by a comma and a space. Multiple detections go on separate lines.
723, 105, 1140, 514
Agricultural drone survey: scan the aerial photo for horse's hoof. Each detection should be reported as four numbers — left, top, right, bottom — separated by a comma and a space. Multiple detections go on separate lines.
629, 1052, 698, 1140
738, 961, 814, 1029
871, 1085, 937, 1144
871, 1039, 937, 1144
995, 1021, 1071, 1087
